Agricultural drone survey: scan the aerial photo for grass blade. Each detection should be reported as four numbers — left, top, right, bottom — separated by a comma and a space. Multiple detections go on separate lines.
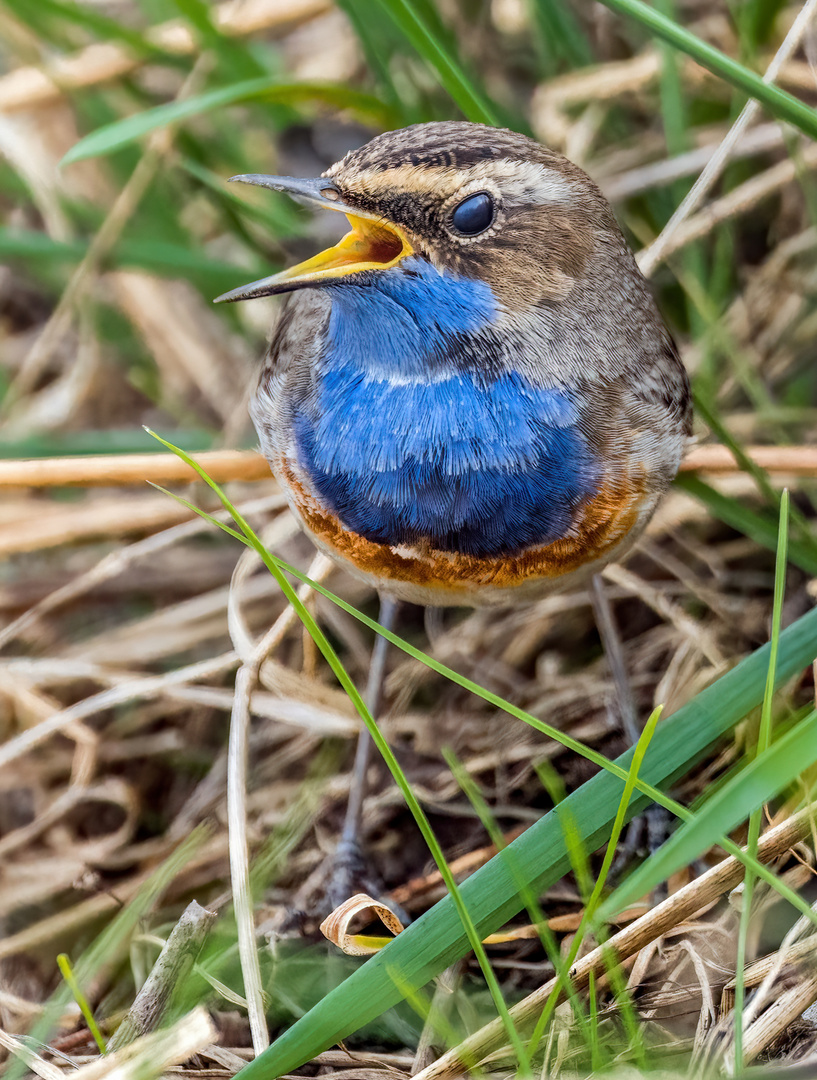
597, 0, 817, 140
595, 707, 817, 921
734, 489, 790, 1069
62, 81, 392, 164
56, 954, 107, 1054
372, 0, 502, 126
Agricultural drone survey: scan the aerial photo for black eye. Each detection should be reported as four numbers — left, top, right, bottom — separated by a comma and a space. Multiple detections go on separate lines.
450, 192, 494, 236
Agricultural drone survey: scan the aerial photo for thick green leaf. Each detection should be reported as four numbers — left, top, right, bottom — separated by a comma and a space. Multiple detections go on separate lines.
597, 0, 817, 141
596, 709, 817, 920
61, 80, 392, 165
234, 603, 817, 1079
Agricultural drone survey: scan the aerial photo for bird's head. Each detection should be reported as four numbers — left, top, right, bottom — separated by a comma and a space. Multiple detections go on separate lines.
215, 121, 620, 311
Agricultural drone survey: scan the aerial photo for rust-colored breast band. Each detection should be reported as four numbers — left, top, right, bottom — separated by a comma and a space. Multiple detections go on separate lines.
281, 461, 645, 595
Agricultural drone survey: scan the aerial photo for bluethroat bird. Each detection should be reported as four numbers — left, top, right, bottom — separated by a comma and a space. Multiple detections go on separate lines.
217, 121, 691, 906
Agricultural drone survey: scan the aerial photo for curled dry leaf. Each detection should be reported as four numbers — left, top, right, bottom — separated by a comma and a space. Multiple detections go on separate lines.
320, 893, 406, 956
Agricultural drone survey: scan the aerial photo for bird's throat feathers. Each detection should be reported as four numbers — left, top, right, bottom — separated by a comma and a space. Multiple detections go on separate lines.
322, 255, 499, 378
289, 259, 601, 559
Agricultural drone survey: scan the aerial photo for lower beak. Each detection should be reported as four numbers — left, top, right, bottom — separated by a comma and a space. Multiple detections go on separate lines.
214, 174, 413, 304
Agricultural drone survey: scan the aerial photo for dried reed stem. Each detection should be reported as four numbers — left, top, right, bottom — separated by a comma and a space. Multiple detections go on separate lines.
1, 444, 815, 490
226, 552, 334, 1055
0, 450, 271, 487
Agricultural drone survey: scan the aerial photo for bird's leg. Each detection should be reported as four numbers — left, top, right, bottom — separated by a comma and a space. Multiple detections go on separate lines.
589, 573, 639, 746
326, 594, 400, 911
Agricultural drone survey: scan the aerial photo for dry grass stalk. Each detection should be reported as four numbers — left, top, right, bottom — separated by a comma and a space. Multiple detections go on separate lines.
1, 443, 815, 491
0, 0, 331, 113
0, 451, 272, 487
72, 1006, 216, 1080
226, 552, 333, 1054
108, 901, 217, 1050
166, 684, 357, 736
0, 494, 196, 556
639, 140, 817, 270
411, 805, 817, 1080
0, 1029, 65, 1080
601, 122, 787, 202
681, 445, 817, 474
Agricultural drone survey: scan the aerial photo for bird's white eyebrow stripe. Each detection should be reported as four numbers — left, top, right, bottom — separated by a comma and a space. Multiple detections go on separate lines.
339, 159, 576, 204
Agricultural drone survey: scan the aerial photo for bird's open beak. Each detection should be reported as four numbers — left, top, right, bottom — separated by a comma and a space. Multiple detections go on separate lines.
214, 174, 413, 303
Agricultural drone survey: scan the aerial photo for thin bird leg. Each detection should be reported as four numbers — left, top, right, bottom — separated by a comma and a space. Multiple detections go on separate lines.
589, 573, 639, 746
590, 574, 683, 887
328, 594, 399, 909
590, 573, 652, 879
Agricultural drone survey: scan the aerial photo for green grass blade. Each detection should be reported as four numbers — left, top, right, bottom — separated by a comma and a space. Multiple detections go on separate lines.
734, 489, 790, 1068
372, 0, 502, 126
597, 0, 817, 140
595, 708, 817, 922
675, 474, 817, 577
56, 954, 107, 1054
62, 80, 392, 164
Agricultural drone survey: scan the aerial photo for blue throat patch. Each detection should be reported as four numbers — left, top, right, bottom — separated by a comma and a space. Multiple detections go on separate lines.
292, 258, 599, 558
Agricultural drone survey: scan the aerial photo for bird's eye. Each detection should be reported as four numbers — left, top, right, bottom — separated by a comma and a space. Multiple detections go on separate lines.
450, 192, 494, 236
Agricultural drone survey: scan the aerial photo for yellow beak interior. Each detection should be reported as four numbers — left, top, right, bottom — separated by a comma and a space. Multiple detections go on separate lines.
214, 208, 414, 304
280, 213, 412, 285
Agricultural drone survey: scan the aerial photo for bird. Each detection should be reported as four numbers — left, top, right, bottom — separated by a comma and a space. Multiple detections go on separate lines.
216, 121, 691, 906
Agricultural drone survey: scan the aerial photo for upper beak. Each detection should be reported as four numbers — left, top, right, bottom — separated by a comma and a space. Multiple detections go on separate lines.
214, 174, 413, 303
